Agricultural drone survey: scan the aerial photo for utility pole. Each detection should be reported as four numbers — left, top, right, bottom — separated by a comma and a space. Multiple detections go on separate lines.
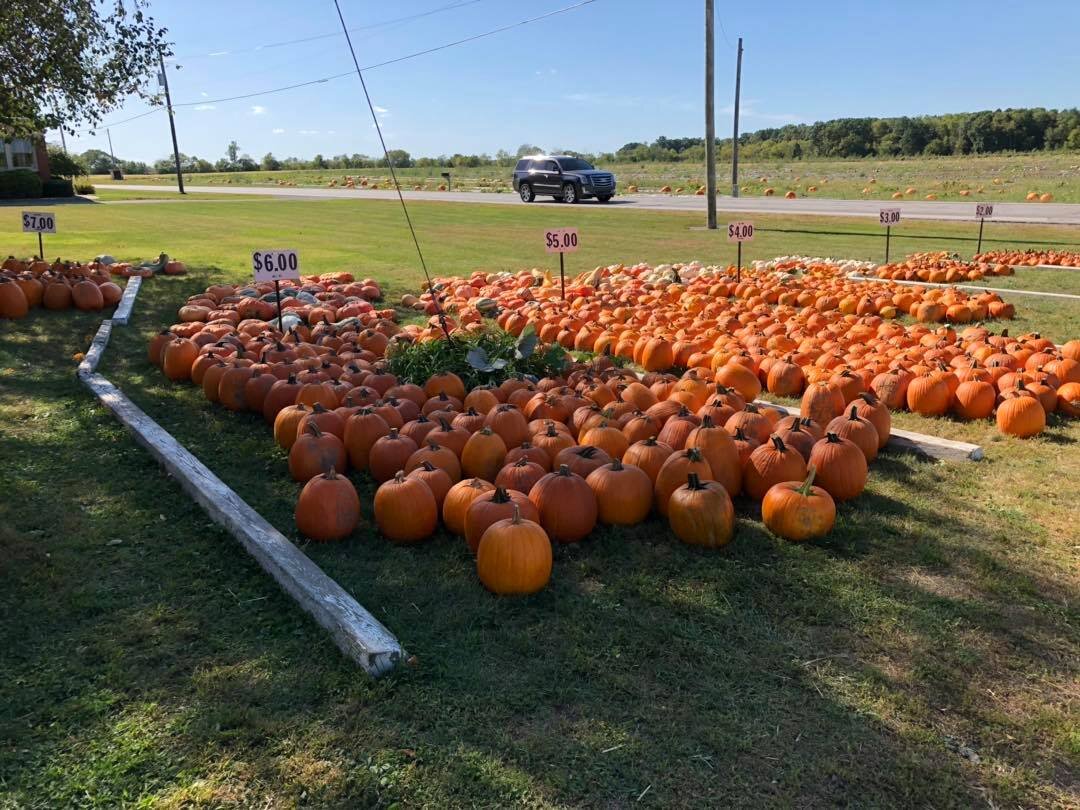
158, 50, 185, 194
731, 36, 743, 197
59, 128, 67, 153
704, 0, 717, 228
106, 128, 117, 171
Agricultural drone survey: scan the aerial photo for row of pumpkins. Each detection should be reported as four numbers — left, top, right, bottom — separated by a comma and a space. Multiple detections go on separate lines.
1, 256, 126, 317
414, 262, 1079, 431
853, 252, 1014, 283
974, 250, 1080, 268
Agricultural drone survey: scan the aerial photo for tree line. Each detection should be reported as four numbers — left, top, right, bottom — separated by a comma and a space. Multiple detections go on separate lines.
62, 108, 1080, 176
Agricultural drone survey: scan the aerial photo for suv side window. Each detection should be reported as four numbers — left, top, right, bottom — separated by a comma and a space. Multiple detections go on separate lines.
515, 159, 530, 172
544, 160, 559, 173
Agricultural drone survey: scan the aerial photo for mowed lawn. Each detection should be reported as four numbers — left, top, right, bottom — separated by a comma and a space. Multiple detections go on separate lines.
1, 198, 1078, 807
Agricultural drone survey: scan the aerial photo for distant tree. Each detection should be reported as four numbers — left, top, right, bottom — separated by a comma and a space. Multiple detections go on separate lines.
0, 0, 171, 138
261, 152, 281, 171
121, 160, 150, 174
1068, 128, 1080, 151
47, 147, 87, 177
79, 149, 114, 174
225, 140, 240, 164
495, 149, 514, 166
515, 144, 542, 157
384, 149, 412, 168
311, 153, 328, 169
154, 156, 177, 174
237, 155, 258, 171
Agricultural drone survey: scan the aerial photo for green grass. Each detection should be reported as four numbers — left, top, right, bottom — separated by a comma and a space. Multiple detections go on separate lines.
90, 150, 1080, 202
1, 198, 1078, 806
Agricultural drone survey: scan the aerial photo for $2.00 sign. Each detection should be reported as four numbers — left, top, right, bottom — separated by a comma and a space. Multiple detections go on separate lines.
727, 222, 754, 242
252, 249, 300, 282
544, 228, 579, 253
22, 211, 56, 233
976, 203, 994, 219
879, 208, 901, 226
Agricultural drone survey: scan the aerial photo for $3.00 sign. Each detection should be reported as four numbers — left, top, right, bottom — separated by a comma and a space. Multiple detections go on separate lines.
252, 249, 301, 282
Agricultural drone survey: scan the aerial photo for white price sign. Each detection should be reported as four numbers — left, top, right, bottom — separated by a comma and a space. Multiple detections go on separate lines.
544, 227, 579, 253
22, 211, 56, 233
879, 208, 901, 226
976, 203, 994, 218
252, 249, 300, 282
727, 221, 754, 242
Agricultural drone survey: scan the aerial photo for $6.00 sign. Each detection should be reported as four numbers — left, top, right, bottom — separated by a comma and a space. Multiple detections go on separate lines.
544, 228, 579, 253
252, 249, 300, 282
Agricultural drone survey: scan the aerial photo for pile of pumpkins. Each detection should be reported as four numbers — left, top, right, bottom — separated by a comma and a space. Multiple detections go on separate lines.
855, 252, 1014, 283
0, 256, 125, 318
974, 250, 1080, 268
272, 362, 882, 595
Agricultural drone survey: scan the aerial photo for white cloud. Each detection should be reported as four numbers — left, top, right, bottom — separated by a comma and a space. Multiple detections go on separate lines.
272, 128, 285, 134
208, 50, 229, 57
200, 91, 208, 97
298, 129, 319, 135
373, 105, 390, 118
194, 104, 215, 111
327, 129, 336, 135
250, 105, 267, 116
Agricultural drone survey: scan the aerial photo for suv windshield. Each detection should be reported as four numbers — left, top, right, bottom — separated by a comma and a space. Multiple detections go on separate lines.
557, 158, 594, 171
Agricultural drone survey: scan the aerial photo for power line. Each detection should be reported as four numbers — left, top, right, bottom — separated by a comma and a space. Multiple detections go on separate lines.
66, 107, 164, 135
716, 15, 734, 49
173, 0, 485, 61
175, 0, 599, 109
332, 0, 453, 342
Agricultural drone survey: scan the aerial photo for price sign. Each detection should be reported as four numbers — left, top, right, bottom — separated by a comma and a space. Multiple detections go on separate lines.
22, 211, 56, 233
976, 203, 994, 218
252, 249, 300, 282
544, 228, 579, 253
879, 208, 901, 226
727, 221, 754, 242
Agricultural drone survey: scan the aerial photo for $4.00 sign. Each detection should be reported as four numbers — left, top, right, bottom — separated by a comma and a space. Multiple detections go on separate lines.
727, 222, 754, 242
252, 249, 300, 282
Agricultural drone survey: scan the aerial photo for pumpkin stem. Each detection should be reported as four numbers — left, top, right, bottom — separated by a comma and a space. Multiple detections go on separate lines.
686, 472, 706, 490
610, 458, 624, 471
770, 435, 787, 452
388, 427, 399, 438
326, 466, 338, 479
700, 414, 715, 429
420, 460, 436, 472
645, 436, 658, 446
510, 503, 523, 525
395, 470, 406, 483
514, 457, 530, 468
306, 422, 322, 437
544, 423, 558, 437
849, 404, 860, 420
685, 447, 703, 462
825, 432, 842, 443
557, 464, 572, 476
798, 465, 818, 496
312, 402, 327, 413
491, 486, 512, 504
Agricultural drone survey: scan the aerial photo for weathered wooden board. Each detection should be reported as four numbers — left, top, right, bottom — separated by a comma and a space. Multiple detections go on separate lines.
753, 400, 984, 462
846, 271, 1080, 300
77, 320, 113, 377
111, 275, 142, 325
1007, 264, 1080, 272
79, 371, 405, 675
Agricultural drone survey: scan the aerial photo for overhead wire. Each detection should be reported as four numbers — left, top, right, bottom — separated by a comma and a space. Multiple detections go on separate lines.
331, 0, 454, 341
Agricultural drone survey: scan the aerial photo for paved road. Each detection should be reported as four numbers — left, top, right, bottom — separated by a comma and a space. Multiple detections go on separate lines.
107, 183, 1080, 225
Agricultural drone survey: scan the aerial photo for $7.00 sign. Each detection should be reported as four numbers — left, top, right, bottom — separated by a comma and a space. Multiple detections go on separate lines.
976, 203, 994, 219
252, 249, 300, 282
727, 221, 754, 242
22, 211, 56, 233
544, 227, 579, 253
879, 208, 901, 226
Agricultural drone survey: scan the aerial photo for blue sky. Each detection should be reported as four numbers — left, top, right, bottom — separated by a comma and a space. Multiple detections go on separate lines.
55, 0, 1080, 163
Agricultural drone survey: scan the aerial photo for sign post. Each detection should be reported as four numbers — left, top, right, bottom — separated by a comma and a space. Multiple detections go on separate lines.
544, 228, 579, 299
879, 208, 901, 263
252, 249, 301, 333
22, 211, 56, 258
726, 221, 754, 283
975, 203, 993, 255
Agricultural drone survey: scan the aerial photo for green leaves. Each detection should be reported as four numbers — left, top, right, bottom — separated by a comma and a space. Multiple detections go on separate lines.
514, 327, 538, 361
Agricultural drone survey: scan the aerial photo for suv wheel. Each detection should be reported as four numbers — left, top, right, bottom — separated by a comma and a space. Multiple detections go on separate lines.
519, 182, 535, 203
562, 182, 579, 204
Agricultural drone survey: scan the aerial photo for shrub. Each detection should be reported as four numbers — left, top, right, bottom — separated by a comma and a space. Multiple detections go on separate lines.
47, 148, 88, 178
386, 327, 566, 389
42, 177, 74, 197
75, 182, 96, 195
0, 169, 43, 198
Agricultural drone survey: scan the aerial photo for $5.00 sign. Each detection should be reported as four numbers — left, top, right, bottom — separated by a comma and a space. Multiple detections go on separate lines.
727, 222, 754, 242
22, 211, 56, 233
252, 249, 300, 282
544, 228, 579, 253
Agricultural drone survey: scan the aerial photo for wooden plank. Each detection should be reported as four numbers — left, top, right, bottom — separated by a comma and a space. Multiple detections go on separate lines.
845, 271, 1080, 300
77, 320, 113, 377
78, 371, 406, 676
753, 400, 984, 463
1007, 263, 1080, 272
111, 275, 142, 325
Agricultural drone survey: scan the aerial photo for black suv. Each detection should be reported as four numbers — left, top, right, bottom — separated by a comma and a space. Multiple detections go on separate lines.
513, 155, 616, 203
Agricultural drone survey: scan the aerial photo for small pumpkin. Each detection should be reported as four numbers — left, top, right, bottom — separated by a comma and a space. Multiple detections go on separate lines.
295, 467, 360, 542
465, 485, 539, 553
654, 447, 712, 515
406, 461, 453, 510
289, 422, 348, 482
368, 428, 419, 483
743, 435, 809, 501
442, 477, 495, 536
667, 472, 735, 548
495, 457, 547, 496
461, 426, 508, 482
476, 504, 553, 595
586, 458, 653, 525
529, 465, 598, 544
807, 433, 867, 502
826, 405, 879, 462
374, 471, 438, 544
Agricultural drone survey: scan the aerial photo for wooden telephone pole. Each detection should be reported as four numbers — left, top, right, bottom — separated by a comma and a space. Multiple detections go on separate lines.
704, 0, 717, 228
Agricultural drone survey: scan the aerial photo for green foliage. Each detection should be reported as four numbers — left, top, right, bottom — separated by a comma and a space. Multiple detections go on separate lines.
0, 168, 42, 198
74, 182, 95, 195
386, 327, 566, 389
46, 148, 86, 178
0, 0, 171, 137
41, 177, 74, 197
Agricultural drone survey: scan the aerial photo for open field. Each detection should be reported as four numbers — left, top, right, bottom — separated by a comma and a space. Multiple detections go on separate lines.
90, 150, 1080, 202
1, 198, 1078, 806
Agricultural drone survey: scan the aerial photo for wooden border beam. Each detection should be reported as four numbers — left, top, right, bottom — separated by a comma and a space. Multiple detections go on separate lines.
846, 271, 1080, 301
753, 400, 984, 462
111, 275, 142, 325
